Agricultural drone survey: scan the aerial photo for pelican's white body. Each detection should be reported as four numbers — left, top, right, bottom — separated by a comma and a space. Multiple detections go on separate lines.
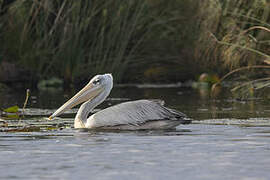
50, 74, 190, 130
75, 100, 187, 130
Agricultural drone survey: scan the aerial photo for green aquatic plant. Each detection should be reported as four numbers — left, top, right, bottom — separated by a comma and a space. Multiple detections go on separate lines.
2, 105, 19, 119
1, 89, 30, 119
3, 105, 19, 113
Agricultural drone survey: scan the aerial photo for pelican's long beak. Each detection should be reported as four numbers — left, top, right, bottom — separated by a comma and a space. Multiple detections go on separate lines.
49, 83, 103, 120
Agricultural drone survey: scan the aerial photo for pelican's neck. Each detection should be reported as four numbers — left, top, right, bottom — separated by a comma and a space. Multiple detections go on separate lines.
74, 92, 107, 128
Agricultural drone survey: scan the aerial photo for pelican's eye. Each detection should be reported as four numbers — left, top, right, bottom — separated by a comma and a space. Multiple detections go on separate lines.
93, 79, 100, 85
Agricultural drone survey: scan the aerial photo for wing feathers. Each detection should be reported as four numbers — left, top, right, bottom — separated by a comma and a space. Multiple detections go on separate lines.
86, 100, 189, 128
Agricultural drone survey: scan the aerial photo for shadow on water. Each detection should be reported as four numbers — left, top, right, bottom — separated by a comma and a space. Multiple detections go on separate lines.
76, 127, 192, 136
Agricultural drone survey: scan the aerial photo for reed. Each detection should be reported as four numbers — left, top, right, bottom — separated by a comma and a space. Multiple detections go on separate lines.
0, 0, 201, 84
196, 0, 270, 98
1, 0, 269, 87
196, 0, 270, 71
0, 0, 152, 83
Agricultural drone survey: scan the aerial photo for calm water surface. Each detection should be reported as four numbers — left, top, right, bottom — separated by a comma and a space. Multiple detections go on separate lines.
1, 86, 270, 180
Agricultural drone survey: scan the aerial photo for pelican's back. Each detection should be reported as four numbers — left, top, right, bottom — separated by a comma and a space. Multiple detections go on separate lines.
86, 100, 191, 129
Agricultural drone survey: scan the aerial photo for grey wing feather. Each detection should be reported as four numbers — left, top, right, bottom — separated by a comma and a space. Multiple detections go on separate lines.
90, 100, 189, 127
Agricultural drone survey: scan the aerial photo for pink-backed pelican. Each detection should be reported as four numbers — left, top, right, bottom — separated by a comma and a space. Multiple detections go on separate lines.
49, 74, 191, 130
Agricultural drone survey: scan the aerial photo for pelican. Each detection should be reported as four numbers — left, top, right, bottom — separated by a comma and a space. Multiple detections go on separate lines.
49, 74, 191, 130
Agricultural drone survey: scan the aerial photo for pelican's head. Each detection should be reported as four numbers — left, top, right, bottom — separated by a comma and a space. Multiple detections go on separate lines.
49, 73, 113, 120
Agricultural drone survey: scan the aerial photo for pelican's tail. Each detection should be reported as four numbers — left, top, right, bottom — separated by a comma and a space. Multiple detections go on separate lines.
165, 107, 192, 124
178, 117, 192, 124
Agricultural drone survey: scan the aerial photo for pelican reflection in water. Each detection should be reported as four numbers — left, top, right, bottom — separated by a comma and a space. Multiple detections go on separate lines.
49, 74, 191, 130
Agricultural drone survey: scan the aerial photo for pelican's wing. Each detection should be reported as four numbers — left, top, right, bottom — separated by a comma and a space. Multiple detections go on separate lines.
87, 100, 190, 128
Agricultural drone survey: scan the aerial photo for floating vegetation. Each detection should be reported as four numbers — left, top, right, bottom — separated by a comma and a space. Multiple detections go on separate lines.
1, 126, 41, 132
1, 89, 30, 119
0, 117, 73, 132
3, 105, 19, 113
1, 105, 20, 119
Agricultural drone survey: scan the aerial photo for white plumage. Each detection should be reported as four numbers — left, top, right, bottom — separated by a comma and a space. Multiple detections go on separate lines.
86, 100, 188, 129
50, 74, 191, 130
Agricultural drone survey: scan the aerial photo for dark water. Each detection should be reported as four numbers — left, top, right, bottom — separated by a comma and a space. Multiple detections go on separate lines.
1, 86, 270, 180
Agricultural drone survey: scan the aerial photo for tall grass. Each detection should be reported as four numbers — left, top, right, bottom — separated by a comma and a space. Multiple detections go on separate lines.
196, 0, 270, 71
127, 0, 200, 82
1, 0, 153, 83
196, 0, 270, 98
1, 0, 269, 88
0, 0, 203, 84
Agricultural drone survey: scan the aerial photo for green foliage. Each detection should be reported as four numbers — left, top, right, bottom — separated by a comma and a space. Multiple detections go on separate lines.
1, 0, 148, 82
3, 105, 19, 113
1, 0, 269, 87
0, 0, 201, 84
2, 105, 20, 119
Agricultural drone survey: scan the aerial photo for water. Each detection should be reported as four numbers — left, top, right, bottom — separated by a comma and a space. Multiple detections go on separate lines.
1, 86, 270, 180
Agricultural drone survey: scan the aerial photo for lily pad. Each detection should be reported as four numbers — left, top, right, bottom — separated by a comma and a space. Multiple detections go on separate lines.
3, 105, 19, 113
